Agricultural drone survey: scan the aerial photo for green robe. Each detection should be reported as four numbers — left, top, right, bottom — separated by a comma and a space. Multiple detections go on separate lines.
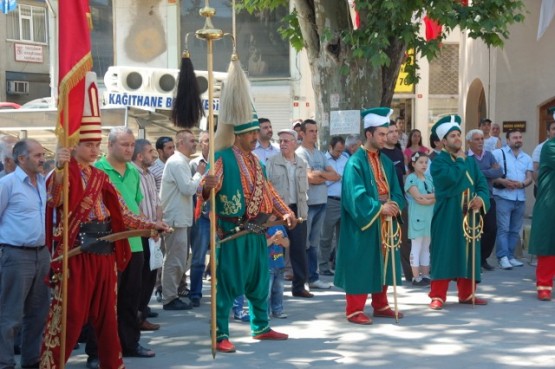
334, 147, 405, 294
430, 150, 490, 281
529, 138, 555, 256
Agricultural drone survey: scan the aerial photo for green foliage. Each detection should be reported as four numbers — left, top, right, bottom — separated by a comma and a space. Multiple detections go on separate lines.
239, 0, 525, 84
279, 10, 304, 52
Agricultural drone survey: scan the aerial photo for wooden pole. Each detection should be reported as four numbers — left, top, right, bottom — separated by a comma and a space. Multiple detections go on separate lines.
207, 38, 218, 358
59, 94, 70, 369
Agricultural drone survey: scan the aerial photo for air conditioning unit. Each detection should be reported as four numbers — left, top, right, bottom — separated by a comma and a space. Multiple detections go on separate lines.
103, 66, 227, 98
7, 80, 30, 95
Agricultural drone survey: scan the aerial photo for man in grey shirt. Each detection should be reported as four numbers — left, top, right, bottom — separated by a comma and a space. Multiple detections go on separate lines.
296, 119, 340, 290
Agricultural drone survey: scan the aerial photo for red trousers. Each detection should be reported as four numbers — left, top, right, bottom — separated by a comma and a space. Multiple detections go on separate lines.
429, 278, 476, 302
536, 256, 555, 290
345, 286, 390, 316
40, 254, 124, 369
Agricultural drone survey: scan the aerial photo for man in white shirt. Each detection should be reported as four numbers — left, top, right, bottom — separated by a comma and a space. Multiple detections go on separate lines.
480, 119, 502, 152
189, 131, 210, 307
319, 136, 347, 276
492, 129, 533, 270
160, 130, 206, 310
253, 118, 280, 163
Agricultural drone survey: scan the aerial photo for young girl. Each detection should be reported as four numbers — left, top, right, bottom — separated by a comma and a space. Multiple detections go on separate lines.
405, 152, 435, 286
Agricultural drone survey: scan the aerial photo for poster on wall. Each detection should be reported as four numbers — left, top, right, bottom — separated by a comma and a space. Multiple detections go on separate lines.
330, 110, 360, 135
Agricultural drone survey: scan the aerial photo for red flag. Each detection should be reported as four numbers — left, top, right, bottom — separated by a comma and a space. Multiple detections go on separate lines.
423, 15, 442, 41
57, 0, 93, 146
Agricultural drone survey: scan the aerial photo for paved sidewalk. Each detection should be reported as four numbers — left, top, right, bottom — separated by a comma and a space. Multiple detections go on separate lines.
60, 256, 554, 369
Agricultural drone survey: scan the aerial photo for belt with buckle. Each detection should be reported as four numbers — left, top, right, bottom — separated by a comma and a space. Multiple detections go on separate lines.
0, 244, 45, 251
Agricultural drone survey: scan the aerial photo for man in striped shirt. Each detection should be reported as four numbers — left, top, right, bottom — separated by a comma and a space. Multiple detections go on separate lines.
132, 139, 163, 331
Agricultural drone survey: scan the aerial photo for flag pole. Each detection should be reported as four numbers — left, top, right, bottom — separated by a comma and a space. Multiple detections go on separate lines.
59, 94, 70, 369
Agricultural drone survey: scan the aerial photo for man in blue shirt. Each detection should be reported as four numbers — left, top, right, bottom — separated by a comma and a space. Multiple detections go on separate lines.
319, 136, 347, 275
0, 139, 50, 369
492, 129, 533, 270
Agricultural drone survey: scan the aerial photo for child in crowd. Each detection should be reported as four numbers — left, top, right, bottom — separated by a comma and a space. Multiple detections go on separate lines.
405, 152, 435, 286
266, 224, 290, 319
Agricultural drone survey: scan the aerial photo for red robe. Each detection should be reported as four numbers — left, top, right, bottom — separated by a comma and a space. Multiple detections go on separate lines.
41, 159, 150, 369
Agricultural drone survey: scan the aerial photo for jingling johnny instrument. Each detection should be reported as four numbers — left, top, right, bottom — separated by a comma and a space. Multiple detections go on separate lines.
462, 192, 484, 307
381, 211, 402, 323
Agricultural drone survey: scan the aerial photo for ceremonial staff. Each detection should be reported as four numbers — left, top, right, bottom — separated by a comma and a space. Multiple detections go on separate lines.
463, 196, 484, 307
381, 213, 402, 323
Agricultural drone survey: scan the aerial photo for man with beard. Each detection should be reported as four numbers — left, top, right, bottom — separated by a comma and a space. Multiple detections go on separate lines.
428, 115, 490, 310
334, 107, 405, 325
253, 118, 280, 163
131, 139, 163, 330
492, 130, 533, 270
202, 117, 297, 353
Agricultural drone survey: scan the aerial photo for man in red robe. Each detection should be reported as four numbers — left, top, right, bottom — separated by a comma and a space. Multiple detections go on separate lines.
40, 121, 169, 369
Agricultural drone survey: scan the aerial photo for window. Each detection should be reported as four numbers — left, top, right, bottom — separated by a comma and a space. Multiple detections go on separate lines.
6, 4, 48, 44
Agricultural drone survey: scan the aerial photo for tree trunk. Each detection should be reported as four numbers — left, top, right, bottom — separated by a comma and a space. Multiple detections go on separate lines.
295, 0, 382, 149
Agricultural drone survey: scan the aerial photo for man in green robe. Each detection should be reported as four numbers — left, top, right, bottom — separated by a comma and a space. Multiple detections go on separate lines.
334, 107, 406, 325
428, 115, 490, 310
202, 117, 297, 353
529, 107, 555, 301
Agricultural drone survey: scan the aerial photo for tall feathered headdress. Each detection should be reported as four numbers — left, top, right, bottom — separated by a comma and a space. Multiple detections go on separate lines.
214, 53, 254, 151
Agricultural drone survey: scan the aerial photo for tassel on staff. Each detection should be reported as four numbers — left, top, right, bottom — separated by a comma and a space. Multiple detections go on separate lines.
172, 42, 204, 128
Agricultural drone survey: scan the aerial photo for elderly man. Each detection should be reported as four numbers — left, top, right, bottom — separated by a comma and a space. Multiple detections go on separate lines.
95, 127, 155, 358
266, 129, 312, 298
0, 139, 50, 369
160, 130, 205, 310
492, 130, 533, 270
479, 119, 502, 152
0, 135, 17, 178
343, 134, 362, 158
428, 115, 490, 310
253, 118, 280, 163
466, 129, 503, 271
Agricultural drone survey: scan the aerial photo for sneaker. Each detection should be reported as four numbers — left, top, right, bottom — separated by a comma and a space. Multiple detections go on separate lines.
498, 256, 513, 270
233, 310, 250, 322
271, 312, 288, 319
309, 279, 332, 289
155, 288, 163, 303
508, 258, 524, 267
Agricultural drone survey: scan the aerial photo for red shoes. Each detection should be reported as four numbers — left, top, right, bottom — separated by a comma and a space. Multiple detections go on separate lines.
459, 297, 488, 305
538, 290, 552, 301
373, 307, 404, 319
253, 329, 288, 340
347, 312, 373, 325
216, 339, 236, 353
429, 298, 444, 310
